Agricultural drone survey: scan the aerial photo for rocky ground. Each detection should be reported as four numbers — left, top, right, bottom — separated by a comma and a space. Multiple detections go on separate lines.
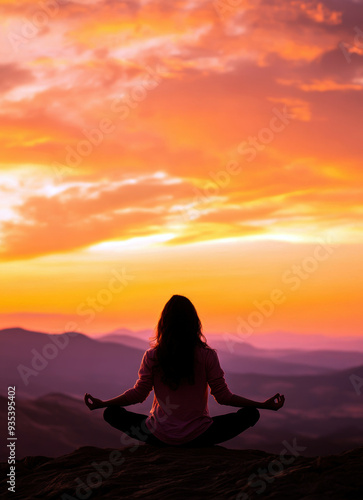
1, 444, 363, 499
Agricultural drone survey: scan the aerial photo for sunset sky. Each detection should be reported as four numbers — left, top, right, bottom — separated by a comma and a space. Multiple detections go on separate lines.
0, 0, 362, 342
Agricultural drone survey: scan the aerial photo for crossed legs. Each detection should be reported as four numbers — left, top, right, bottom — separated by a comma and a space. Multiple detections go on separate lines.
103, 406, 260, 448
180, 407, 260, 447
103, 406, 167, 446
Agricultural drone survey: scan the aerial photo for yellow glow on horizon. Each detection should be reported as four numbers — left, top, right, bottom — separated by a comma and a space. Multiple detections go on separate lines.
87, 233, 177, 252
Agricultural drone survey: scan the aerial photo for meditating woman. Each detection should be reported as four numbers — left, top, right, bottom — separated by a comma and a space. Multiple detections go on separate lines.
84, 294, 285, 447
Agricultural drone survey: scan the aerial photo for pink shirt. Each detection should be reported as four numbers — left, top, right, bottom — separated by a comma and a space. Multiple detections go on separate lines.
120, 345, 234, 445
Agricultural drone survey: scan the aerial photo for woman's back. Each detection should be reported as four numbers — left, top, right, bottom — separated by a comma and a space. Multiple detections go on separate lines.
143, 344, 233, 444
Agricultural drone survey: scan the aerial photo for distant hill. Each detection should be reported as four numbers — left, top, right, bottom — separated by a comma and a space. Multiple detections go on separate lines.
98, 333, 152, 351
209, 338, 363, 371
1, 444, 362, 499
96, 330, 363, 373
96, 327, 363, 352
0, 390, 363, 460
1, 328, 350, 403
1, 327, 363, 459
0, 328, 145, 399
0, 392, 136, 461
1, 360, 363, 460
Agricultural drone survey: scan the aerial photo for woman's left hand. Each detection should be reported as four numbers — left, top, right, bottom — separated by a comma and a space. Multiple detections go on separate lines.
84, 393, 105, 411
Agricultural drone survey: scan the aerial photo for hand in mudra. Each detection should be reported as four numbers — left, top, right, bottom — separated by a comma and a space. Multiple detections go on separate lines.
84, 393, 104, 411
264, 393, 285, 411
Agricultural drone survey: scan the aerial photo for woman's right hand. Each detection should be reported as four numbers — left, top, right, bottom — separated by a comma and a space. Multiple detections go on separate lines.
84, 393, 105, 411
263, 393, 285, 411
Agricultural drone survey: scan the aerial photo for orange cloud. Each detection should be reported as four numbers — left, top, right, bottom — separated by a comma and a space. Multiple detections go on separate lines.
0, 0, 362, 338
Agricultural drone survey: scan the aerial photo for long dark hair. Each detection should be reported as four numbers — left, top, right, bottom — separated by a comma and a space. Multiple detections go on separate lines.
150, 295, 209, 390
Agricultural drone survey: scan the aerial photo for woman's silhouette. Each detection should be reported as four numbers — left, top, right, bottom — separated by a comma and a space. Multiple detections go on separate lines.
85, 295, 285, 447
